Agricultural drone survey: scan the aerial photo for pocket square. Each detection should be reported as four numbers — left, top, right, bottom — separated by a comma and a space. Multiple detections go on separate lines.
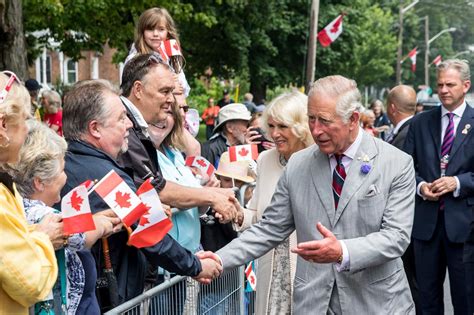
365, 184, 380, 197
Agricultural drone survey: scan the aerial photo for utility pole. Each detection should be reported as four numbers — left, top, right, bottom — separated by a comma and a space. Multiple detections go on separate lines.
395, 0, 419, 85
305, 0, 320, 93
424, 16, 430, 87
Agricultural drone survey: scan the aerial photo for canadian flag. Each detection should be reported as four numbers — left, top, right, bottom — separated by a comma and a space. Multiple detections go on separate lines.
93, 170, 148, 227
157, 42, 170, 62
62, 180, 96, 235
228, 144, 259, 162
245, 261, 257, 291
318, 15, 344, 47
408, 48, 417, 72
432, 55, 442, 67
163, 39, 182, 57
185, 156, 215, 177
128, 178, 173, 248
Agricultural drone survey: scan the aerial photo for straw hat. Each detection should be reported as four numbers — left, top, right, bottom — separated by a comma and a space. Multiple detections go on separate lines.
213, 103, 251, 134
215, 152, 255, 183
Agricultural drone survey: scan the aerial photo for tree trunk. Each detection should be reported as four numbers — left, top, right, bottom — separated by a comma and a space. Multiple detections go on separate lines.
0, 0, 28, 79
250, 80, 267, 105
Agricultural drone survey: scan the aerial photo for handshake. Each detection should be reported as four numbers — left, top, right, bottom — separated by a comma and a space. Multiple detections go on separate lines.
193, 251, 223, 284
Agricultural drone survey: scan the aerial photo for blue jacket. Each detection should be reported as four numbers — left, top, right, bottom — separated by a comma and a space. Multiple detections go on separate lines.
60, 140, 202, 306
404, 105, 474, 243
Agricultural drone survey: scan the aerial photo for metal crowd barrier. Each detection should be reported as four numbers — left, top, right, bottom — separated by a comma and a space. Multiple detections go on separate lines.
104, 266, 256, 315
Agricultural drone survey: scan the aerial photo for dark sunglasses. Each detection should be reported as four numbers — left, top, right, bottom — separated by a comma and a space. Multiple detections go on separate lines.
180, 105, 189, 113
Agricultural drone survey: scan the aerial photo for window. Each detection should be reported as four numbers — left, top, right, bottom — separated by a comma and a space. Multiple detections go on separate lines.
39, 55, 52, 84
66, 59, 78, 84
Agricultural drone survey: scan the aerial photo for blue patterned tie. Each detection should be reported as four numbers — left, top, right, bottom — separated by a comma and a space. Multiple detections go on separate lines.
332, 154, 346, 210
439, 112, 455, 211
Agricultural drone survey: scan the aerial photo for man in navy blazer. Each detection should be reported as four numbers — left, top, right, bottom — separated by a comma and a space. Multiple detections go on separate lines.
404, 59, 474, 314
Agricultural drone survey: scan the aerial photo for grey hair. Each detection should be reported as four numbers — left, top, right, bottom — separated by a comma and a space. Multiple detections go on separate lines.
42, 90, 62, 108
63, 79, 119, 140
308, 75, 363, 123
9, 120, 67, 198
261, 89, 314, 147
437, 59, 470, 82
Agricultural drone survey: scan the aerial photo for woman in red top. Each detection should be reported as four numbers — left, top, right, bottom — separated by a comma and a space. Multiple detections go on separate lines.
42, 90, 63, 136
201, 97, 220, 140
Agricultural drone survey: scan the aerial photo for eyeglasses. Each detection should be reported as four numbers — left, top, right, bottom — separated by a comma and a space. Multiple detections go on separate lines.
0, 71, 21, 104
180, 105, 189, 113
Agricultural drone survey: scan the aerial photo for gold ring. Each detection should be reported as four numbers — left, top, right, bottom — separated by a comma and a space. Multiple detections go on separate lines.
63, 237, 68, 247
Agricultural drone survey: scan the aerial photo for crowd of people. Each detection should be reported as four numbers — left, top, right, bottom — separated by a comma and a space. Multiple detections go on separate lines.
1, 5, 474, 315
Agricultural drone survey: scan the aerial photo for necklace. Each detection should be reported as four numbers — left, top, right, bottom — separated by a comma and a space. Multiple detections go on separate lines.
279, 154, 288, 166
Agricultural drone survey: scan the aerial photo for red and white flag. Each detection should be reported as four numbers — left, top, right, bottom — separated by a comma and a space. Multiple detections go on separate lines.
62, 180, 96, 235
157, 42, 170, 62
128, 178, 172, 248
432, 55, 442, 67
408, 48, 417, 72
245, 262, 257, 291
185, 156, 215, 177
93, 170, 148, 227
164, 39, 182, 57
228, 144, 259, 162
318, 15, 344, 47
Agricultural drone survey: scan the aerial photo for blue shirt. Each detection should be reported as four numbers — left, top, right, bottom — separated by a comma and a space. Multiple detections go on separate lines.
158, 146, 201, 253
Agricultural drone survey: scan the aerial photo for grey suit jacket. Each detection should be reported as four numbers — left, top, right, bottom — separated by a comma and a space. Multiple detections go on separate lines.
217, 132, 416, 314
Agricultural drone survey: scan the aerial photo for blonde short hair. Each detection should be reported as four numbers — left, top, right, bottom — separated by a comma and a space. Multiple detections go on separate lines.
261, 90, 313, 147
10, 120, 67, 198
0, 72, 30, 125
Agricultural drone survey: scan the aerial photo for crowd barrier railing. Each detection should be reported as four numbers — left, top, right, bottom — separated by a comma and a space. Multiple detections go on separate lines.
104, 266, 256, 315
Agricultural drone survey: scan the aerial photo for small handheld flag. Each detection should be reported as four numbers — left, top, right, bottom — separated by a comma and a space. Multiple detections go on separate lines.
62, 180, 96, 234
228, 144, 259, 162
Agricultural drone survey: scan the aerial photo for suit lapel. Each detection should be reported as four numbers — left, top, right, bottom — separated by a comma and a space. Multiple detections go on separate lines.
334, 133, 378, 226
430, 107, 442, 160
310, 149, 335, 226
449, 104, 474, 160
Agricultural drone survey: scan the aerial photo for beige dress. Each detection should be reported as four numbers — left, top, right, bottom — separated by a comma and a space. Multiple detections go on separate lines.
236, 148, 297, 315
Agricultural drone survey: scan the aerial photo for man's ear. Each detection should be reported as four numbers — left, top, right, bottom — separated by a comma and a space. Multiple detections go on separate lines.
88, 120, 101, 139
132, 80, 143, 100
0, 113, 8, 140
349, 111, 360, 129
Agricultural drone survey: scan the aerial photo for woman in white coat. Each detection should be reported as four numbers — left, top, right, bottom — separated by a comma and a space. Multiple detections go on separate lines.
235, 90, 313, 314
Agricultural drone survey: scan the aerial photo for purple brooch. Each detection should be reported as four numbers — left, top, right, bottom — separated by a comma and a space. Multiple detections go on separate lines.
359, 155, 371, 174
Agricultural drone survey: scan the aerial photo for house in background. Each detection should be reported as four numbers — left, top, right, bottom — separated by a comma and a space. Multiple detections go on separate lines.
28, 31, 124, 88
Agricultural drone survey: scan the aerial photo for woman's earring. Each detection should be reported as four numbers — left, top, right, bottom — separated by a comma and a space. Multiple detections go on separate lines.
0, 134, 10, 148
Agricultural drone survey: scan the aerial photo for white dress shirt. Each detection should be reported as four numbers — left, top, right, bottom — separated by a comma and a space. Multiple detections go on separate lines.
328, 128, 364, 272
416, 102, 466, 198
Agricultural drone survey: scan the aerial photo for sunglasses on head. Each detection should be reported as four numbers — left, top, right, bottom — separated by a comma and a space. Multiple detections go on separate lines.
0, 71, 21, 104
180, 105, 189, 113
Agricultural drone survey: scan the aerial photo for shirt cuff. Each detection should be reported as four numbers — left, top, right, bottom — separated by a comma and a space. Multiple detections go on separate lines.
453, 176, 461, 197
417, 181, 427, 199
335, 240, 350, 272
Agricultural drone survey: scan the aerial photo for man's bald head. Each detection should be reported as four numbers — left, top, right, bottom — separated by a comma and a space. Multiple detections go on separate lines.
387, 85, 417, 115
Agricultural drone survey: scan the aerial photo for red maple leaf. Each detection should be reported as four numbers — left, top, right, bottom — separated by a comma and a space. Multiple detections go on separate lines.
173, 42, 180, 51
138, 205, 152, 226
68, 191, 83, 211
115, 191, 132, 208
330, 19, 341, 34
196, 159, 207, 167
250, 275, 255, 284
238, 147, 249, 157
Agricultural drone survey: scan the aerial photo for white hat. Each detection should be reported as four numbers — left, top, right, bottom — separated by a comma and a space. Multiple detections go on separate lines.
214, 103, 251, 134
215, 152, 255, 183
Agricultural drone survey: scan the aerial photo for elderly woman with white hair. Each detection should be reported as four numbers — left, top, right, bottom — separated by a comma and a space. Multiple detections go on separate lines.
0, 71, 61, 314
10, 120, 120, 314
235, 90, 313, 314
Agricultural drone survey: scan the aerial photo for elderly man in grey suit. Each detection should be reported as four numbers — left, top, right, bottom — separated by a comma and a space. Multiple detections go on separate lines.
212, 75, 416, 314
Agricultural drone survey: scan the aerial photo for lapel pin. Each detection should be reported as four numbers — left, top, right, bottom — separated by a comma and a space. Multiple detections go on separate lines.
462, 124, 471, 135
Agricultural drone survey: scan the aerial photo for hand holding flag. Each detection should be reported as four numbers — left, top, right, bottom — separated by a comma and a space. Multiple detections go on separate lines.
92, 170, 148, 227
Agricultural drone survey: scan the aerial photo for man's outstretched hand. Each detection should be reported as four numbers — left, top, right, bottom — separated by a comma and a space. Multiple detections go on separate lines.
193, 251, 223, 284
